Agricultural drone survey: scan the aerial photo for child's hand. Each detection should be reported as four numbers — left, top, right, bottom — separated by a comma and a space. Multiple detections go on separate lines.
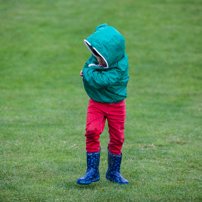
80, 70, 83, 77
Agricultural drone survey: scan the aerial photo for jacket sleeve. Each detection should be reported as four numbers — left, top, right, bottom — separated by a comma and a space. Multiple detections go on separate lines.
83, 65, 122, 89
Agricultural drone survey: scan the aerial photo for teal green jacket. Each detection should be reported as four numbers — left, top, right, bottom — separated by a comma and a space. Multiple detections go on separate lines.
82, 23, 129, 103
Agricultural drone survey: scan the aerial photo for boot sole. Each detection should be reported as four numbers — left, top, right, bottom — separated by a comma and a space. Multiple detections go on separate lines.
106, 175, 129, 184
77, 177, 100, 185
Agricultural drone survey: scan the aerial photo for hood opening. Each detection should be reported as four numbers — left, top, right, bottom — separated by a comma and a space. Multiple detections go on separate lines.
84, 39, 109, 68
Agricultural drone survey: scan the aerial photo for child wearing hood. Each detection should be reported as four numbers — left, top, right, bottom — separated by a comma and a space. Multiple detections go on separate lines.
77, 24, 129, 185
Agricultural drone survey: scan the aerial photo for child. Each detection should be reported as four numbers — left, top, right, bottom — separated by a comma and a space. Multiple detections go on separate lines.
77, 23, 129, 185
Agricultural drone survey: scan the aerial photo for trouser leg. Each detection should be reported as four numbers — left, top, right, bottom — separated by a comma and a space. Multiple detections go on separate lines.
107, 100, 126, 155
85, 99, 106, 153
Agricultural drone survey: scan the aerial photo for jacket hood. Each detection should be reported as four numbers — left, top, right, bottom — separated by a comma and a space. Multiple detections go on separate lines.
84, 23, 125, 68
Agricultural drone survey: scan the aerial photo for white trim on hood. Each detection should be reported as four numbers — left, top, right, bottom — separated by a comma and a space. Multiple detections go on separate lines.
84, 39, 109, 68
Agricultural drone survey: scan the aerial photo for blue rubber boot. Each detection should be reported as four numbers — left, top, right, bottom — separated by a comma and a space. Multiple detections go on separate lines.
106, 149, 129, 184
77, 148, 101, 185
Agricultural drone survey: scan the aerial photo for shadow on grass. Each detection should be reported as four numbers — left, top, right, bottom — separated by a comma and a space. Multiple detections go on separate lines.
58, 178, 132, 191
57, 180, 101, 190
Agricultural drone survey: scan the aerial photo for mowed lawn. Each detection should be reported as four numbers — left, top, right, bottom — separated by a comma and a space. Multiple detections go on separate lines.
0, 0, 202, 201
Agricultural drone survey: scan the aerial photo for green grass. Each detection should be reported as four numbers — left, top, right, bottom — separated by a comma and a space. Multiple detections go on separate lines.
0, 0, 202, 201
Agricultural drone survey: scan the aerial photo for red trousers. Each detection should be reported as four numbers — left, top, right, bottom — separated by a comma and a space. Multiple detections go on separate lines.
85, 99, 126, 155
